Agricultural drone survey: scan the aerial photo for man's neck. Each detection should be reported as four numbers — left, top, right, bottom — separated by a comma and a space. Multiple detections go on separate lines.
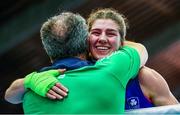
50, 54, 87, 63
76, 54, 87, 60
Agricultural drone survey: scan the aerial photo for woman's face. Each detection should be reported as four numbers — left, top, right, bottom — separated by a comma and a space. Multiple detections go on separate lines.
89, 19, 121, 60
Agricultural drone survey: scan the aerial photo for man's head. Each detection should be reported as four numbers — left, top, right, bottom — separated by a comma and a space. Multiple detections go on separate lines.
40, 12, 88, 62
87, 8, 128, 60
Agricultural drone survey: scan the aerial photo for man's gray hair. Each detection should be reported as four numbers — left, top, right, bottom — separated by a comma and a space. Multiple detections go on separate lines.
40, 12, 88, 61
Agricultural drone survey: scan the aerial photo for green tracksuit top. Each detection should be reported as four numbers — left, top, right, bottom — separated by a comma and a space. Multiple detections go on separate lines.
23, 46, 140, 114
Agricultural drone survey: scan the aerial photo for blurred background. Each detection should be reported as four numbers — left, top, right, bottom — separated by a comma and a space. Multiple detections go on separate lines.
0, 0, 180, 113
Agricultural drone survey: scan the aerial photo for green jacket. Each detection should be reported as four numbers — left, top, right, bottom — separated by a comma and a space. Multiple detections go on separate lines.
23, 46, 140, 114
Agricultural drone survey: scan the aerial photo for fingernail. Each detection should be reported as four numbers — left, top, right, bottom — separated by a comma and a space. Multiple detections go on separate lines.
65, 88, 68, 92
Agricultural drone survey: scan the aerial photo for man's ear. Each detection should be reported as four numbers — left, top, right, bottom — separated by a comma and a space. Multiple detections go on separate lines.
86, 36, 94, 60
87, 36, 90, 50
50, 57, 54, 63
120, 40, 124, 47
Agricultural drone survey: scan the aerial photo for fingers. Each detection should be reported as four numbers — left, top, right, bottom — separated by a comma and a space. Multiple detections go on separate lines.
46, 93, 56, 100
55, 83, 68, 92
52, 85, 68, 97
57, 69, 66, 74
46, 89, 63, 100
46, 83, 68, 100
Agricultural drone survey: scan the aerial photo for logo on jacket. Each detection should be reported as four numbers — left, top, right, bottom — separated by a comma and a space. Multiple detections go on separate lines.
57, 74, 65, 79
127, 97, 140, 109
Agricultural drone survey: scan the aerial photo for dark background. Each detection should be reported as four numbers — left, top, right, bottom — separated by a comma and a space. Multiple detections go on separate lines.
0, 0, 180, 113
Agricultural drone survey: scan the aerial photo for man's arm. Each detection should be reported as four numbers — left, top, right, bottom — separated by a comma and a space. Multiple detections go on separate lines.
124, 41, 148, 67
139, 66, 179, 106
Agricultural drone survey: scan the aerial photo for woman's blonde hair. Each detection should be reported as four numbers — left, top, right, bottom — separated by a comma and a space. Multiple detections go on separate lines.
87, 8, 128, 43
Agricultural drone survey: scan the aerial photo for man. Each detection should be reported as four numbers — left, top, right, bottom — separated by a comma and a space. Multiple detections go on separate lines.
5, 11, 148, 114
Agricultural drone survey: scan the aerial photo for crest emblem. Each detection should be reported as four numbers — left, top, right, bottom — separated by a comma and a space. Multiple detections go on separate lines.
127, 97, 140, 109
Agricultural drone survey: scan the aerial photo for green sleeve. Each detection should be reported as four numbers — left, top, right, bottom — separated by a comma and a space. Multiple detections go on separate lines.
95, 46, 140, 87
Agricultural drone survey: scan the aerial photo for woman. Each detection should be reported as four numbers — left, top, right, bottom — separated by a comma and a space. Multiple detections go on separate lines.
87, 8, 178, 109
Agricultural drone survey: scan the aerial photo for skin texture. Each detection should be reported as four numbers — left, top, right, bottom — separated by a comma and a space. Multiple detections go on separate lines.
138, 66, 179, 106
